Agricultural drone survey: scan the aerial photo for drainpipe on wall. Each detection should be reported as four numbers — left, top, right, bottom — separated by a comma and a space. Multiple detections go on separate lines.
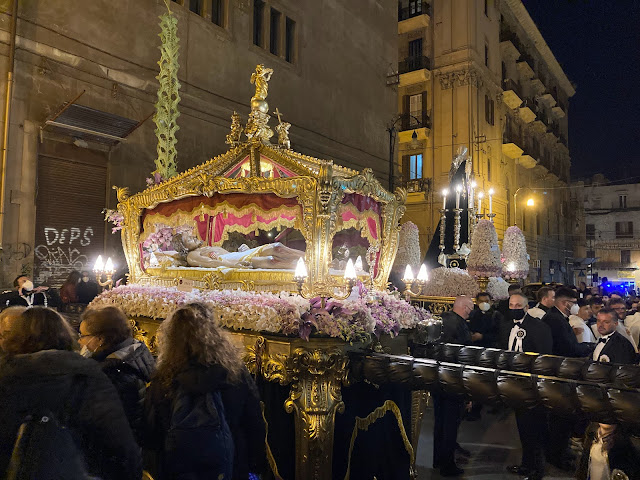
0, 0, 19, 252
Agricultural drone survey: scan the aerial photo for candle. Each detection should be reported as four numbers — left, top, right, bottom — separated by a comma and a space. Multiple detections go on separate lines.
455, 184, 462, 209
488, 188, 495, 215
294, 258, 308, 279
442, 189, 448, 209
417, 264, 428, 282
344, 259, 357, 280
104, 257, 115, 274
477, 192, 483, 213
403, 265, 414, 282
93, 255, 104, 273
469, 181, 476, 209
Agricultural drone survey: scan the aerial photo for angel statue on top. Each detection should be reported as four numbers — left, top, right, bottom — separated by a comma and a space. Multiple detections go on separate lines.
172, 232, 304, 269
250, 64, 274, 112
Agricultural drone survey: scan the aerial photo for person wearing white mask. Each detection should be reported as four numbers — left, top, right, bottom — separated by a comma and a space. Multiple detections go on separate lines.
467, 292, 501, 348
1, 275, 49, 308
569, 298, 596, 343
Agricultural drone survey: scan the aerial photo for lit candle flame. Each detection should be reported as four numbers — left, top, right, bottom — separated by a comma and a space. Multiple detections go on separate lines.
403, 264, 414, 282
344, 259, 357, 280
294, 258, 308, 279
417, 264, 428, 282
93, 255, 104, 272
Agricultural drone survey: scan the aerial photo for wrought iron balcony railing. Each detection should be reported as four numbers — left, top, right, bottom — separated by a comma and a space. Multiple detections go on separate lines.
398, 55, 432, 74
398, 2, 431, 21
400, 111, 431, 131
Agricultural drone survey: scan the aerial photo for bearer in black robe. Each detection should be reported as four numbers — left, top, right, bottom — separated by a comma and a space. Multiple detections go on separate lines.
502, 292, 552, 480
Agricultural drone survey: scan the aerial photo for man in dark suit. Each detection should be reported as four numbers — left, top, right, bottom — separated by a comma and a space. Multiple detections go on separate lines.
468, 291, 501, 348
433, 296, 473, 476
541, 287, 592, 358
503, 292, 552, 480
496, 284, 522, 319
541, 287, 593, 470
592, 307, 637, 364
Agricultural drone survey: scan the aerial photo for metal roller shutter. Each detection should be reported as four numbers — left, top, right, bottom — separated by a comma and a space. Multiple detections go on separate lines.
34, 150, 107, 287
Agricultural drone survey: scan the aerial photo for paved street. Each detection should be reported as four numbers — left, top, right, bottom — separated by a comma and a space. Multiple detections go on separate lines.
415, 405, 576, 480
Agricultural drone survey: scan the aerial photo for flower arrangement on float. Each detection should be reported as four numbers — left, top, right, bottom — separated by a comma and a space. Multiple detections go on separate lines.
141, 224, 192, 254
393, 222, 421, 274
103, 209, 124, 233
420, 267, 479, 297
467, 219, 502, 279
501, 226, 529, 280
89, 284, 431, 343
487, 276, 510, 300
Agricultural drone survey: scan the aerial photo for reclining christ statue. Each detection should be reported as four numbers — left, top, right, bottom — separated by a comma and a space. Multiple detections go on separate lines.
172, 232, 305, 269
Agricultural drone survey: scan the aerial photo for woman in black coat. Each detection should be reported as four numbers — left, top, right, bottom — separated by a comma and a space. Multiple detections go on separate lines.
0, 307, 141, 480
145, 302, 266, 480
79, 306, 155, 442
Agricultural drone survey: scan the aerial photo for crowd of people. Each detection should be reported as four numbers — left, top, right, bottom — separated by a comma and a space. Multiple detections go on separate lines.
436, 284, 640, 479
0, 302, 266, 480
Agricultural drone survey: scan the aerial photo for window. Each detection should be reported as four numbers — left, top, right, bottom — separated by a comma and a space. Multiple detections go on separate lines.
409, 0, 422, 15
616, 221, 633, 239
253, 0, 264, 46
270, 8, 281, 55
211, 0, 224, 26
409, 94, 422, 127
408, 38, 423, 58
619, 195, 627, 209
285, 17, 295, 63
407, 154, 423, 180
536, 214, 541, 235
485, 44, 489, 67
487, 156, 492, 182
484, 0, 489, 16
621, 250, 631, 265
586, 224, 595, 240
501, 61, 507, 81
189, 0, 202, 14
485, 95, 494, 125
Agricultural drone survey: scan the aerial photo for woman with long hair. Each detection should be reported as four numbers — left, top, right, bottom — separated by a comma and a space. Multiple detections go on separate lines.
0, 307, 141, 479
79, 306, 155, 442
59, 270, 81, 305
145, 302, 266, 480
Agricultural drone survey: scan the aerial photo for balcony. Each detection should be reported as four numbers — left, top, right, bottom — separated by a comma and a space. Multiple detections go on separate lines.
594, 261, 638, 271
398, 112, 431, 143
398, 56, 432, 86
518, 99, 536, 123
516, 154, 537, 169
517, 59, 535, 79
537, 93, 556, 107
501, 79, 522, 109
398, 2, 431, 34
552, 105, 566, 118
399, 177, 431, 194
502, 123, 524, 159
529, 78, 546, 96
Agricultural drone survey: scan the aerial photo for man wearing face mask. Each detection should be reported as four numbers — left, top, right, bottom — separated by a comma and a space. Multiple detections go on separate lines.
1, 275, 50, 308
502, 292, 552, 480
432, 296, 473, 477
77, 270, 100, 304
541, 287, 593, 471
467, 292, 501, 348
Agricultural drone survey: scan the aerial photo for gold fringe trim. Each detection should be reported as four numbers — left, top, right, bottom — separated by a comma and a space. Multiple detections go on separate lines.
343, 400, 414, 480
261, 401, 284, 480
337, 202, 381, 246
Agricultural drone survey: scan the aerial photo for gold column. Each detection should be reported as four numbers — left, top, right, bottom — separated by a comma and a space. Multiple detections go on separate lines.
285, 348, 349, 480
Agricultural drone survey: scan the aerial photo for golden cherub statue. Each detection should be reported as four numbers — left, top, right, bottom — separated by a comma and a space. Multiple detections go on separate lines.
273, 107, 291, 149
225, 111, 242, 146
250, 64, 274, 113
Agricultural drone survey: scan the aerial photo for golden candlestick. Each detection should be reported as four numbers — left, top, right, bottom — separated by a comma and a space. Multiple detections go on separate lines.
93, 255, 115, 290
402, 264, 429, 300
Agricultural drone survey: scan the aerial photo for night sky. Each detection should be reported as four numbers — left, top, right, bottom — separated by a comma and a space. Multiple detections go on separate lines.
521, 0, 640, 182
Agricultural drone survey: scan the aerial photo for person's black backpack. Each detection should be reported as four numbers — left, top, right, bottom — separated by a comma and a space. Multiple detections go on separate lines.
6, 375, 89, 480
164, 386, 234, 479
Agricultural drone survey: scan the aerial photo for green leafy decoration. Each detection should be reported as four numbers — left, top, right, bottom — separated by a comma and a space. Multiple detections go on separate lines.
153, 1, 181, 179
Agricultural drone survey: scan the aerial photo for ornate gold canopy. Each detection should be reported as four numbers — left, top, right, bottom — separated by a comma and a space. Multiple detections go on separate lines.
114, 65, 406, 295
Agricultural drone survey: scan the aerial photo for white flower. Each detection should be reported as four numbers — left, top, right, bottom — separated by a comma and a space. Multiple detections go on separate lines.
393, 221, 421, 273
467, 219, 502, 278
487, 276, 510, 300
421, 267, 479, 297
501, 226, 529, 280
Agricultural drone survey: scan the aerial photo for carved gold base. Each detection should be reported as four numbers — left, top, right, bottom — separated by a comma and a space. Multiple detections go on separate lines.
129, 317, 413, 480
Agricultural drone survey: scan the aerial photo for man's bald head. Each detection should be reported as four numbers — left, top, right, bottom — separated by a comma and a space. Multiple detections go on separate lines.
453, 295, 474, 320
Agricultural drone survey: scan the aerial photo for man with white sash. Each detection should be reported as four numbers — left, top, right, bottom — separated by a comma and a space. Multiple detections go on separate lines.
503, 293, 553, 480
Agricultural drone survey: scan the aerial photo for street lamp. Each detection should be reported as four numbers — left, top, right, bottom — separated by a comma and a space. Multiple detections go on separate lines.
387, 113, 423, 191
513, 187, 537, 226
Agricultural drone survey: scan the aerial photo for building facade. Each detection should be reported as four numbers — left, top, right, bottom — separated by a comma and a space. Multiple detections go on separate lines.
578, 180, 640, 291
0, 0, 397, 286
394, 0, 576, 283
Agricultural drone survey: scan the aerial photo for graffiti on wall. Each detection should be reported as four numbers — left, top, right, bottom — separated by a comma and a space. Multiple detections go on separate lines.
34, 226, 94, 285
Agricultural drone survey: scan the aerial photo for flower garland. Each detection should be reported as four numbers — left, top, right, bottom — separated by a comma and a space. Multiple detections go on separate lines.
421, 267, 479, 297
393, 221, 421, 273
487, 276, 510, 300
467, 219, 502, 278
501, 226, 529, 280
89, 284, 431, 343
141, 224, 192, 254
103, 209, 124, 233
